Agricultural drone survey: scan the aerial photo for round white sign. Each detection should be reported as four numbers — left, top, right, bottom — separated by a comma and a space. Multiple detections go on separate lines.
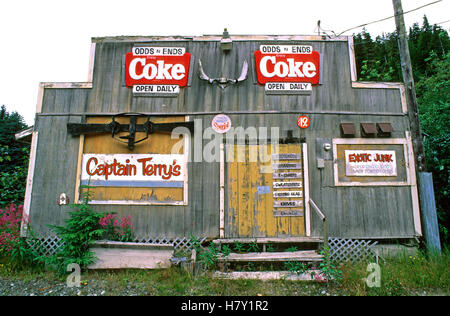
212, 114, 231, 133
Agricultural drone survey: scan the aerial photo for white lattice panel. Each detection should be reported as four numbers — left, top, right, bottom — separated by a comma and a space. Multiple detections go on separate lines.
26, 235, 206, 256
328, 238, 378, 263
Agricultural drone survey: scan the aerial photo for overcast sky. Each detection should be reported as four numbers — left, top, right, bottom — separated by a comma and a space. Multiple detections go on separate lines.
0, 0, 448, 125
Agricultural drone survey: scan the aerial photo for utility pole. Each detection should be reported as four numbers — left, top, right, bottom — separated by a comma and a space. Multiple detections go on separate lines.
392, 0, 441, 252
392, 0, 426, 172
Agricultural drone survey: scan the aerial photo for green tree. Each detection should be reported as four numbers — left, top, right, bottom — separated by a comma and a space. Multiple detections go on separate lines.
0, 105, 29, 207
416, 52, 450, 244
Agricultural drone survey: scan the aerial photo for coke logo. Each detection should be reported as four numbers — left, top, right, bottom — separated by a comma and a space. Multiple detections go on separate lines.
254, 50, 320, 85
125, 52, 191, 87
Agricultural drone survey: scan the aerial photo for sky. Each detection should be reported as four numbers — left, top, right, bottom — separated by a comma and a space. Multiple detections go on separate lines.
0, 0, 448, 126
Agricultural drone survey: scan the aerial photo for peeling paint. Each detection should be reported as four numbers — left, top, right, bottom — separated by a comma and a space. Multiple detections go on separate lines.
226, 144, 305, 237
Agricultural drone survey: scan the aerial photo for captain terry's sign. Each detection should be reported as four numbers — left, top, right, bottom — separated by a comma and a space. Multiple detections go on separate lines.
254, 45, 320, 94
125, 47, 191, 95
81, 154, 185, 187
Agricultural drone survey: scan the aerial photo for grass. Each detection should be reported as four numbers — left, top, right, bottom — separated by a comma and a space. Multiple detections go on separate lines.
335, 248, 450, 296
1, 248, 449, 296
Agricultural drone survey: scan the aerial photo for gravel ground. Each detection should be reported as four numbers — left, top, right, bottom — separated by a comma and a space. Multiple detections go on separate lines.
1, 271, 448, 296
0, 276, 146, 296
1, 276, 446, 296
2, 278, 99, 296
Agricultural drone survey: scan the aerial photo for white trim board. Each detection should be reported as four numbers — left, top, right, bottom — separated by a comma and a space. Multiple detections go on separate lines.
347, 37, 407, 114
20, 132, 38, 237
303, 143, 311, 237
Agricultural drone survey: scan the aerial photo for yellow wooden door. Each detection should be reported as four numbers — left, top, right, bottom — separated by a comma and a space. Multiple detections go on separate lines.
226, 143, 305, 237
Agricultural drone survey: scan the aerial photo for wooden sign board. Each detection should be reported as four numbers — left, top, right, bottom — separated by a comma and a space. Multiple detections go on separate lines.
272, 172, 302, 179
272, 153, 301, 160
81, 153, 185, 187
273, 210, 304, 217
273, 181, 302, 189
273, 191, 303, 198
272, 163, 302, 170
345, 150, 397, 176
334, 140, 409, 186
273, 200, 303, 208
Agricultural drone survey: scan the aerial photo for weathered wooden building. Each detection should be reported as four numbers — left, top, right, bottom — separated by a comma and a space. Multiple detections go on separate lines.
20, 33, 422, 258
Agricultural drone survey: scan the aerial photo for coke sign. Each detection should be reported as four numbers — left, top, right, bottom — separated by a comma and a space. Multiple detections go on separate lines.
125, 48, 191, 87
254, 46, 320, 85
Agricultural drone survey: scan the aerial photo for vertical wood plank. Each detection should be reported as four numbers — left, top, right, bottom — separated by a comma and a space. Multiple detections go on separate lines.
238, 145, 252, 236
20, 132, 38, 237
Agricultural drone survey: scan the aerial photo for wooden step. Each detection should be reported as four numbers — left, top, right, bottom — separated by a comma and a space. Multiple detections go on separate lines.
217, 250, 323, 263
88, 241, 173, 269
212, 237, 324, 245
213, 271, 318, 281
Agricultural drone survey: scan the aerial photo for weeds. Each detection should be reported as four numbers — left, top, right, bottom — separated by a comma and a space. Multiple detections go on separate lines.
247, 240, 259, 252
221, 245, 232, 257
233, 241, 245, 253
284, 261, 310, 276
318, 246, 342, 282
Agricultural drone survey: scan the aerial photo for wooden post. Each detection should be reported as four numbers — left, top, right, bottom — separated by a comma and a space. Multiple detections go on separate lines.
418, 173, 442, 253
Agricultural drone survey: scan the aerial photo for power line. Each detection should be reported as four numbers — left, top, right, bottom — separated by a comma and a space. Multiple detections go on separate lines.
336, 0, 443, 36
436, 19, 450, 25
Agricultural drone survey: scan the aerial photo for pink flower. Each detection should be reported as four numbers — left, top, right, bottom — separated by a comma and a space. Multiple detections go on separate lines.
120, 216, 132, 229
314, 272, 328, 283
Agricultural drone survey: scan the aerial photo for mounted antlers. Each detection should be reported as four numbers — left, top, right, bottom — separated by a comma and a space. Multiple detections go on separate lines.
198, 59, 248, 89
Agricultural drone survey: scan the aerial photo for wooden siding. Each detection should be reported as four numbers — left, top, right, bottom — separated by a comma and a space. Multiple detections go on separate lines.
28, 36, 417, 239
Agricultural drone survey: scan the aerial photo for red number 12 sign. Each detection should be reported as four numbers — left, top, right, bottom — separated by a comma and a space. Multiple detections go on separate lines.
297, 115, 310, 129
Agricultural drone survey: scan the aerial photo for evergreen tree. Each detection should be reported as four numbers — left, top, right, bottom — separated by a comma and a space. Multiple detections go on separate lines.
0, 105, 29, 207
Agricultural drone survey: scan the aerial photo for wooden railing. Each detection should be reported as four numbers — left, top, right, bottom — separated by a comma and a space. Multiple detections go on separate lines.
309, 199, 328, 250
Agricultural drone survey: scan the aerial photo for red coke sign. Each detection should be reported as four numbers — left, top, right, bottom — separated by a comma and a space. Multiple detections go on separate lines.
125, 47, 191, 87
254, 45, 320, 85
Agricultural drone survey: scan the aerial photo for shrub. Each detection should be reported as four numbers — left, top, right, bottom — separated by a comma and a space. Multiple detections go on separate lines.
41, 190, 107, 274
38, 187, 135, 274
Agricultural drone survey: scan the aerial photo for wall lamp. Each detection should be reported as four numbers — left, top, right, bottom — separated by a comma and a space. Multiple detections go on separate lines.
221, 28, 232, 52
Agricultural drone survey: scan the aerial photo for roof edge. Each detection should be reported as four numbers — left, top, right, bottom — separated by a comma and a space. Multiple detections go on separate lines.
91, 34, 350, 43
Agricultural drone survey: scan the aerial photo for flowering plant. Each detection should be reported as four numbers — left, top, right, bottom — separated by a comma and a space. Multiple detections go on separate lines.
0, 203, 39, 268
0, 204, 25, 255
98, 213, 134, 242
